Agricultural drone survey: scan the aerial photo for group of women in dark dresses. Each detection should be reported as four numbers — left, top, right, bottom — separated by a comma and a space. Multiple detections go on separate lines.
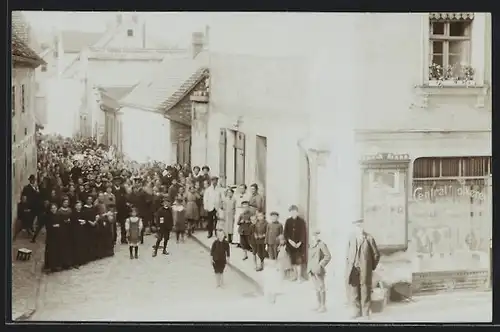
33, 136, 213, 272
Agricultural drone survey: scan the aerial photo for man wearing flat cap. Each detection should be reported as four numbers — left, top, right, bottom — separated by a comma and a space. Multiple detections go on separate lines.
307, 229, 331, 313
346, 218, 380, 319
203, 176, 222, 239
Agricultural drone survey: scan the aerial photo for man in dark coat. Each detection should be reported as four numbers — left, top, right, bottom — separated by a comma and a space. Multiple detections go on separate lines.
153, 198, 174, 257
284, 205, 307, 282
21, 175, 41, 231
112, 176, 128, 244
346, 218, 380, 319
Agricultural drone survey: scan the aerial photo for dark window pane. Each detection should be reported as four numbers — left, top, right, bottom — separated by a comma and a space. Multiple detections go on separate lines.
413, 158, 438, 178
441, 158, 460, 177
432, 54, 443, 67
431, 22, 445, 35
432, 41, 443, 53
450, 22, 470, 37
463, 157, 490, 177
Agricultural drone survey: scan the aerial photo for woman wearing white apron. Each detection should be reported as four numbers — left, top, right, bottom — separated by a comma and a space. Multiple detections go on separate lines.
233, 184, 251, 246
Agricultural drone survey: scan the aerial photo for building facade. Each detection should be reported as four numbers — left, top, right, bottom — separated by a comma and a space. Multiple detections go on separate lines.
11, 21, 45, 228
198, 12, 492, 280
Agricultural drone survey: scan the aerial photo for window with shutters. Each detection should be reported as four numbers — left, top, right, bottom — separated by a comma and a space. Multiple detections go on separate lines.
234, 132, 246, 186
219, 129, 227, 186
12, 86, 16, 117
21, 85, 26, 113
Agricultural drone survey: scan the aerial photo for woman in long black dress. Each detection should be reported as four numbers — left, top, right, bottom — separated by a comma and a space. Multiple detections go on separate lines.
57, 198, 73, 270
71, 201, 87, 267
83, 196, 98, 262
98, 212, 115, 258
45, 203, 62, 272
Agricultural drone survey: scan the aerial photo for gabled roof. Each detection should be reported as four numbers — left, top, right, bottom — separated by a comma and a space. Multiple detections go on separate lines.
60, 30, 103, 53
99, 85, 137, 111
120, 51, 209, 111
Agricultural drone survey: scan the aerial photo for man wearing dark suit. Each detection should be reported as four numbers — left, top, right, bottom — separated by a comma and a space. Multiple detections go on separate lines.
21, 175, 41, 231
345, 218, 380, 319
153, 199, 174, 257
112, 177, 128, 244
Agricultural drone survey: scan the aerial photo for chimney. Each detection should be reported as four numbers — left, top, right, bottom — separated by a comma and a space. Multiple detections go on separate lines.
192, 31, 204, 58
116, 13, 123, 25
204, 25, 210, 50
132, 14, 138, 24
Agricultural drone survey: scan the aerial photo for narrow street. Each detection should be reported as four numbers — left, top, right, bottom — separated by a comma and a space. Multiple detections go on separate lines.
31, 233, 261, 321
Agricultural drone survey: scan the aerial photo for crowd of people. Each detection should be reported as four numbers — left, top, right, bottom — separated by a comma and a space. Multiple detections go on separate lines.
14, 135, 381, 318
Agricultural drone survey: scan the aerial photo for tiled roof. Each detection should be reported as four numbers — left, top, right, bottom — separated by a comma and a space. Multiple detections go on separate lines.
12, 12, 29, 44
12, 11, 42, 54
60, 30, 103, 53
120, 52, 209, 111
12, 32, 45, 65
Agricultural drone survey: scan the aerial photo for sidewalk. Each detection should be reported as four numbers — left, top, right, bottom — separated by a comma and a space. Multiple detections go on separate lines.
191, 231, 492, 322
11, 230, 46, 321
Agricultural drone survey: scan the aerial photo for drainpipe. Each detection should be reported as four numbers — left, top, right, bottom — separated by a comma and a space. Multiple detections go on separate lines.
297, 137, 312, 281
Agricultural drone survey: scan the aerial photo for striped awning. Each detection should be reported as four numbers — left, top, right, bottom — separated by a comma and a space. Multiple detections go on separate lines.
429, 12, 475, 21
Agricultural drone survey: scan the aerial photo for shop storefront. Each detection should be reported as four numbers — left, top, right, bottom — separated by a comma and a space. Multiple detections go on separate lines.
409, 156, 491, 272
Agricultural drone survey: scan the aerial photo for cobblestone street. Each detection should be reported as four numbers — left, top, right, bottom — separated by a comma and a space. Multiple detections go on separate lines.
30, 233, 261, 321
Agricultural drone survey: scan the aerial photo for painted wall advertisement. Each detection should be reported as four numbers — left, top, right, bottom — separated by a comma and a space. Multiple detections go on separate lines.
362, 168, 407, 249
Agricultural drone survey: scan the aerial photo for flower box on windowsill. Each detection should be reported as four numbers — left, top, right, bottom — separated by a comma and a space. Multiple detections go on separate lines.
426, 80, 477, 88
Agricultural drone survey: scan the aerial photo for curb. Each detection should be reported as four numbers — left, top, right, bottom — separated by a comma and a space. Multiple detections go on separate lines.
190, 235, 264, 296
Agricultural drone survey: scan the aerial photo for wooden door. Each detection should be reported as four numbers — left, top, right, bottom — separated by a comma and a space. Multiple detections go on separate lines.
219, 129, 227, 186
234, 132, 246, 186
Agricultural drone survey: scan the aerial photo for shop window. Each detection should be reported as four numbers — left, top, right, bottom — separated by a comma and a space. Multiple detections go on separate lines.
41, 65, 47, 72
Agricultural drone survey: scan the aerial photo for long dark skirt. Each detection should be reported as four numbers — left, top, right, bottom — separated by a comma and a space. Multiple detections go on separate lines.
59, 222, 73, 268
98, 221, 114, 258
86, 223, 99, 262
71, 223, 88, 265
45, 225, 64, 271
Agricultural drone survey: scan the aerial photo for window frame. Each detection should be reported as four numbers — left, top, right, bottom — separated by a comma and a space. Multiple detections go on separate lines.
127, 29, 134, 37
12, 86, 16, 117
413, 156, 491, 180
41, 65, 47, 72
21, 84, 26, 113
429, 20, 472, 71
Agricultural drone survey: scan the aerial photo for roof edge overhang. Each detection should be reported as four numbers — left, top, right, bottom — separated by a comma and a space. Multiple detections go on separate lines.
12, 55, 46, 68
163, 68, 210, 114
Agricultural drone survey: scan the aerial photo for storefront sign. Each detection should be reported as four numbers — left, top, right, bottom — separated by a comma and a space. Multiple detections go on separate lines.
362, 153, 410, 161
413, 179, 485, 201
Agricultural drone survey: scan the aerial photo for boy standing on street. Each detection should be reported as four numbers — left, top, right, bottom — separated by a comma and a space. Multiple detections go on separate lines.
266, 211, 283, 260
153, 198, 174, 257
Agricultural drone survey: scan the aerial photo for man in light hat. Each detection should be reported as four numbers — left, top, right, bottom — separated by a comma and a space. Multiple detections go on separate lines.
307, 228, 331, 313
345, 218, 380, 319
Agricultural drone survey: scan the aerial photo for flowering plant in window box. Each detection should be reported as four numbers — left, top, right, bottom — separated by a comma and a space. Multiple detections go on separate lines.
428, 63, 475, 87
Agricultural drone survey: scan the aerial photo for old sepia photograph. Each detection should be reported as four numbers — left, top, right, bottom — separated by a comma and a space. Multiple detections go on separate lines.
10, 11, 492, 323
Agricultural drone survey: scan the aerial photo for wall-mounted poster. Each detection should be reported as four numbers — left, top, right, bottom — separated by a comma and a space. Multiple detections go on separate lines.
362, 167, 408, 250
